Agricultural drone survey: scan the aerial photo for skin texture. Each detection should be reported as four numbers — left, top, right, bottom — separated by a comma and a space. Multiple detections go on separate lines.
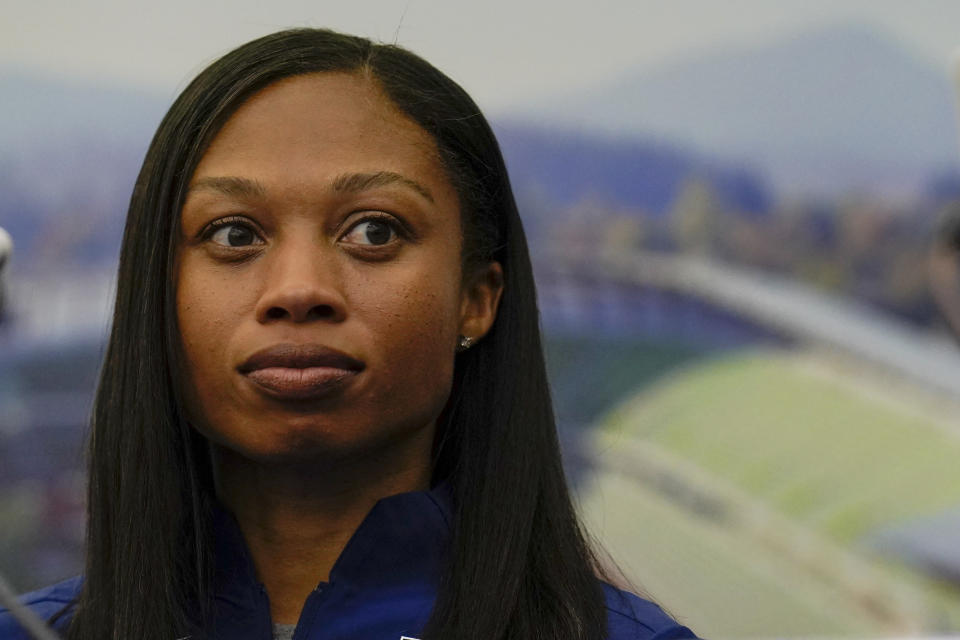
175, 72, 502, 623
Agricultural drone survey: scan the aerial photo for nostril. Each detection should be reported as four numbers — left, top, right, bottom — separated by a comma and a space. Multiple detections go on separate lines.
306, 304, 336, 320
263, 303, 338, 322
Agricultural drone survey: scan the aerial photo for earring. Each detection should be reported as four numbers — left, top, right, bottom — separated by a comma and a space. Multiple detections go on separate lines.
457, 335, 474, 352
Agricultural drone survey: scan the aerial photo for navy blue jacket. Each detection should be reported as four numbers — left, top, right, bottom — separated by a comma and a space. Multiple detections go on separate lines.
1, 486, 696, 639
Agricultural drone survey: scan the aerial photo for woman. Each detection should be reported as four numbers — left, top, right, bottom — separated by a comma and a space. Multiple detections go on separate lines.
0, 28, 696, 640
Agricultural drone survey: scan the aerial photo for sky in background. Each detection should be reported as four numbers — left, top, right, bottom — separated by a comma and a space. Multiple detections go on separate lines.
5, 0, 960, 114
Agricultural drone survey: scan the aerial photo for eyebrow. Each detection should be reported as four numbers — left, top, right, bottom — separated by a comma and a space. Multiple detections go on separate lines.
187, 171, 435, 204
332, 171, 434, 203
188, 176, 267, 198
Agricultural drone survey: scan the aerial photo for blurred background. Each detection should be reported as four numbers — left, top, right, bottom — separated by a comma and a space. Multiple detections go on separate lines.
5, 1, 960, 637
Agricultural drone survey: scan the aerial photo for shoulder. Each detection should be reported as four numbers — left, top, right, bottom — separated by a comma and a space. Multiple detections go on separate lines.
0, 576, 81, 638
602, 583, 698, 640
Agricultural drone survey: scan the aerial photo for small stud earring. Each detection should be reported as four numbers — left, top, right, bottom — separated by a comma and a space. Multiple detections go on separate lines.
457, 335, 474, 352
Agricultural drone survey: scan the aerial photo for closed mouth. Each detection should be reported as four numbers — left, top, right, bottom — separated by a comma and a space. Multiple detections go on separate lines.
238, 343, 365, 400
238, 343, 365, 373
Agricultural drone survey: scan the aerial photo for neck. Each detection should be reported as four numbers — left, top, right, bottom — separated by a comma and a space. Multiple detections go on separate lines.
212, 436, 433, 625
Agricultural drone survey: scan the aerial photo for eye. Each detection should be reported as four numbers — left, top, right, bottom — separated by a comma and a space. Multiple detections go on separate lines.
205, 219, 264, 247
341, 217, 399, 246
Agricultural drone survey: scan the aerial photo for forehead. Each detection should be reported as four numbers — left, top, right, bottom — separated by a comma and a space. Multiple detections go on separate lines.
191, 72, 449, 194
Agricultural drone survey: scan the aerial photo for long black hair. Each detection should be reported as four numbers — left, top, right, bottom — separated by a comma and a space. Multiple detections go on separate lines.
69, 28, 607, 640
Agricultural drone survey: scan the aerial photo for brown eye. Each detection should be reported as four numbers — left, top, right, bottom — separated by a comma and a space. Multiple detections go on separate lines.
342, 219, 397, 246
209, 223, 262, 247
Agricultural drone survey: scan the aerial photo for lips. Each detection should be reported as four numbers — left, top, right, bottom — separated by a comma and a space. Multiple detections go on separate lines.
238, 343, 365, 401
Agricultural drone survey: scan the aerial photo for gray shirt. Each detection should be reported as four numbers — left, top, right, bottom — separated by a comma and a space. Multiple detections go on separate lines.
273, 623, 296, 640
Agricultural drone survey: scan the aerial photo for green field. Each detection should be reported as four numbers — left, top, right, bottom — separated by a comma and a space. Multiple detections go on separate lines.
579, 469, 911, 637
570, 347, 960, 638
603, 349, 960, 542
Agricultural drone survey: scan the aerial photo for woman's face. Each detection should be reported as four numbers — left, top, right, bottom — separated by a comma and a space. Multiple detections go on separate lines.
175, 72, 501, 465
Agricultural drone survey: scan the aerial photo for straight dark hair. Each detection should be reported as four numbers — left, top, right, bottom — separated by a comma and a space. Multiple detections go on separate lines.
68, 28, 607, 640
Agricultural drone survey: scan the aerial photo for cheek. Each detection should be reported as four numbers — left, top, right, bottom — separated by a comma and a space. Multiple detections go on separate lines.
178, 271, 215, 365
175, 259, 248, 404
360, 275, 461, 401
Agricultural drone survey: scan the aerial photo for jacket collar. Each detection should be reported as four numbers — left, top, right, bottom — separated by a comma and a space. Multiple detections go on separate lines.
211, 483, 453, 607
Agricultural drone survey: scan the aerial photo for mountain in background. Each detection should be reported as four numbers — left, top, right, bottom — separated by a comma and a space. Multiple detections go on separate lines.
495, 121, 771, 215
514, 22, 960, 197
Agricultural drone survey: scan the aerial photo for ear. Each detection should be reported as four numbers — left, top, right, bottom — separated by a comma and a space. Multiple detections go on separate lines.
458, 261, 504, 344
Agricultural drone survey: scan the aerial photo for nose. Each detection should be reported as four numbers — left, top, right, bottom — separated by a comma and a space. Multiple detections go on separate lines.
254, 239, 347, 324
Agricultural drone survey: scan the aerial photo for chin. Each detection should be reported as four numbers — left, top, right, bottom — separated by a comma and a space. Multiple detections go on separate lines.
211, 412, 436, 468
